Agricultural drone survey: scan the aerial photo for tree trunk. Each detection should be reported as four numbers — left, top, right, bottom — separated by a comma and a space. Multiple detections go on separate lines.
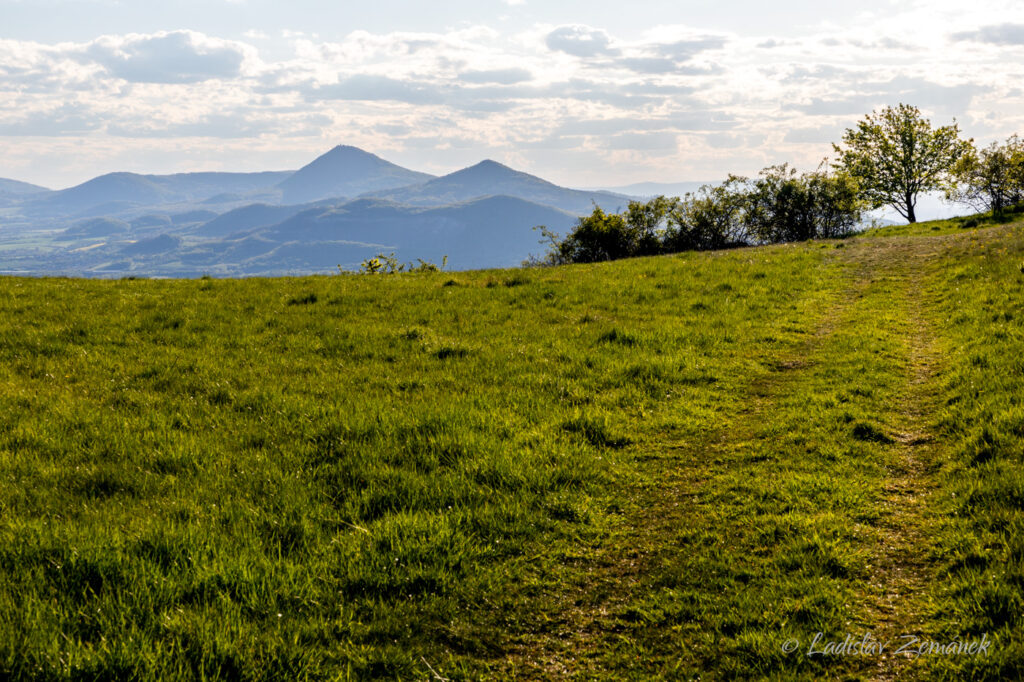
906, 195, 916, 224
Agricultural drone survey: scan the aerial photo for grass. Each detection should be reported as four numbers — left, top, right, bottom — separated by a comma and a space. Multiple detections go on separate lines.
0, 217, 1022, 678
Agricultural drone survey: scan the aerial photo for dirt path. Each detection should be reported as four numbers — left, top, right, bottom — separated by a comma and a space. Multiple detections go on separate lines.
836, 237, 946, 680
504, 232, 978, 680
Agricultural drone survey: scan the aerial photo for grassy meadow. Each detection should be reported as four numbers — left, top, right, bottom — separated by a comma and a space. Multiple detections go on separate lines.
0, 216, 1022, 679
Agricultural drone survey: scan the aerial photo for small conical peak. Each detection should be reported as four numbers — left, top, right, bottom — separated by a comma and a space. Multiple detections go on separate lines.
314, 145, 381, 161
468, 159, 513, 171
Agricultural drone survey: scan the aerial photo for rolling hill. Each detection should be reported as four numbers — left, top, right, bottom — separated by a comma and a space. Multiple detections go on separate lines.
253, 194, 578, 269
277, 145, 434, 204
0, 178, 50, 196
26, 170, 294, 216
364, 159, 629, 214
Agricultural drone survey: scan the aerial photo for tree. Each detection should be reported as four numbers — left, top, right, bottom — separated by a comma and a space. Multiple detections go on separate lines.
832, 103, 971, 223
947, 135, 1024, 213
664, 177, 748, 251
743, 165, 863, 242
623, 195, 679, 256
548, 206, 633, 264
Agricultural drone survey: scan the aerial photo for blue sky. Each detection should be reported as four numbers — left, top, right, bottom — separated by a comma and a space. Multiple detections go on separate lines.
3, 0, 1024, 189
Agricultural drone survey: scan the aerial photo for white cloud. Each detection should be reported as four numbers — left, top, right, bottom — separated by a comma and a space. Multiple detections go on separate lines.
545, 25, 618, 57
80, 31, 256, 83
3, 7, 1024, 188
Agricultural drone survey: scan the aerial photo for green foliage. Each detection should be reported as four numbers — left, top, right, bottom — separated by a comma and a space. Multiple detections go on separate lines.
540, 167, 862, 265
357, 252, 447, 274
832, 102, 972, 223
947, 135, 1024, 213
743, 164, 864, 242
543, 205, 644, 264
664, 177, 748, 251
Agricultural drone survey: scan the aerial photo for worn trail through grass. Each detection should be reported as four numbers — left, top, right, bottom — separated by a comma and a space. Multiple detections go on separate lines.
512, 230, 987, 680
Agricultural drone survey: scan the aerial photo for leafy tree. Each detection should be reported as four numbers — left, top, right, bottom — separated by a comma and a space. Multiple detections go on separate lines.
623, 195, 680, 256
744, 165, 863, 242
543, 200, 681, 264
947, 136, 1024, 213
535, 165, 864, 266
548, 206, 634, 264
664, 178, 747, 251
832, 103, 971, 223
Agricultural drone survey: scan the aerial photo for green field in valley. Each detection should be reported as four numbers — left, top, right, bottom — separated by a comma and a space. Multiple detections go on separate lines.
0, 214, 1023, 680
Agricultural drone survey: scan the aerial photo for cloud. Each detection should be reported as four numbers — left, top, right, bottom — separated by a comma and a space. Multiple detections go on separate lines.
783, 125, 843, 144
0, 103, 101, 136
106, 113, 327, 139
545, 25, 618, 57
606, 131, 679, 150
4, 9, 1023, 189
618, 57, 678, 74
309, 74, 447, 105
654, 37, 726, 61
791, 76, 986, 117
458, 67, 533, 84
952, 23, 1024, 45
82, 31, 252, 83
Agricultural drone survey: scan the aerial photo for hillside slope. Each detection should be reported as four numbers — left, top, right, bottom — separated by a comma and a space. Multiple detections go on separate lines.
0, 220, 1021, 679
364, 159, 629, 214
277, 145, 434, 204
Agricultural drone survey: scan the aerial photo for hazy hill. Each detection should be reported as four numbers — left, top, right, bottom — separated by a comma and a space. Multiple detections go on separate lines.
0, 147, 660, 275
365, 160, 628, 215
277, 145, 434, 204
255, 194, 578, 269
60, 217, 131, 239
0, 178, 51, 195
196, 203, 311, 237
29, 171, 293, 216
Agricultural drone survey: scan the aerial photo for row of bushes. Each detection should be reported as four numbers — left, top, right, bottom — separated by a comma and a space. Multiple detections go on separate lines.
533, 164, 862, 266
947, 135, 1024, 214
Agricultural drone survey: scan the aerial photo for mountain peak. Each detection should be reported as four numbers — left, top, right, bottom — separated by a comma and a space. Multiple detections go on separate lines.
324, 144, 379, 158
277, 146, 434, 204
470, 159, 512, 170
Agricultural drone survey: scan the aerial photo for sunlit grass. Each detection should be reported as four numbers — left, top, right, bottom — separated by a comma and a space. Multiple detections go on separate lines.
0, 220, 1022, 679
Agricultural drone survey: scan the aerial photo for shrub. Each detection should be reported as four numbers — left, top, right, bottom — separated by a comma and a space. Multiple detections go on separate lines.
535, 166, 863, 265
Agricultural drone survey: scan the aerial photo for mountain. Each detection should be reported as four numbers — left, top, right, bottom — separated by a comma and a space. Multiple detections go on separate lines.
254, 194, 578, 269
277, 145, 434, 204
0, 178, 50, 195
61, 217, 131, 239
365, 160, 628, 215
0, 148, 640, 276
39, 173, 172, 214
196, 203, 310, 237
29, 171, 293, 216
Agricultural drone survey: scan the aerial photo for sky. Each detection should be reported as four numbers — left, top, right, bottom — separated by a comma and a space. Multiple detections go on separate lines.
3, 0, 1024, 190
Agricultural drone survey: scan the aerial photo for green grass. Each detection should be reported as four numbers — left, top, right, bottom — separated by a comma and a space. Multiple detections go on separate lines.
0, 219, 1023, 679
863, 203, 1024, 238
916, 227, 1024, 679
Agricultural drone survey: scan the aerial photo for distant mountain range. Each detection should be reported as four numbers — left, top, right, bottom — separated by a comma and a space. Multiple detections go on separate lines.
22, 171, 293, 217
366, 160, 628, 215
0, 146, 637, 276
